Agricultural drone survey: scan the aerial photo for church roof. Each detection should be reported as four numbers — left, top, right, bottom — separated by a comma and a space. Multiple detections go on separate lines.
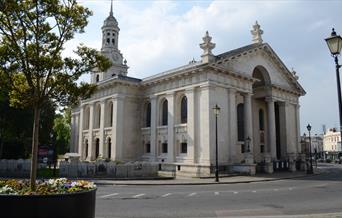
216, 43, 261, 60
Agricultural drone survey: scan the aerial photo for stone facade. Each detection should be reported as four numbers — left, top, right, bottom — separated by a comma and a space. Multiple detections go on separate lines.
70, 7, 305, 176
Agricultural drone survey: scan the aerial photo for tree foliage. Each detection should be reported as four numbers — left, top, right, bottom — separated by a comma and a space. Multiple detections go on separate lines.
53, 108, 71, 155
0, 0, 111, 190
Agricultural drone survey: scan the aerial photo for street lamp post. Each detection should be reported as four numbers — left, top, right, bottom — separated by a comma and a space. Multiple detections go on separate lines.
325, 28, 342, 151
307, 124, 313, 174
213, 104, 221, 182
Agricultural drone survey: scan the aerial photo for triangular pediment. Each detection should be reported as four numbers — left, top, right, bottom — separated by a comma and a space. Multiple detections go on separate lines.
212, 43, 305, 96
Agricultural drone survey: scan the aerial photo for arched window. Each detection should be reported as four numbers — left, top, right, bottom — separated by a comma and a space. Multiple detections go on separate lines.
85, 140, 89, 158
107, 138, 111, 159
109, 103, 113, 127
112, 38, 115, 45
237, 103, 244, 141
96, 74, 100, 82
146, 102, 151, 127
259, 109, 264, 131
95, 138, 100, 158
180, 96, 187, 124
162, 99, 168, 126
106, 38, 110, 44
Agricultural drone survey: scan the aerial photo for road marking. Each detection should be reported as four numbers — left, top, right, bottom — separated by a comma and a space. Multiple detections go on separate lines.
188, 192, 197, 197
288, 188, 293, 191
274, 189, 279, 191
161, 193, 172, 197
132, 193, 145, 198
214, 192, 219, 196
252, 190, 257, 193
233, 191, 238, 194
99, 193, 119, 198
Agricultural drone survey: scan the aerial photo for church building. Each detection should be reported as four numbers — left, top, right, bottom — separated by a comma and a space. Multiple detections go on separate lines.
71, 4, 306, 176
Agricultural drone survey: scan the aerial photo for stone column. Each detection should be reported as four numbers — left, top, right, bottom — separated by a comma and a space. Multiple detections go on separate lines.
166, 92, 175, 163
78, 105, 84, 159
186, 88, 196, 163
150, 95, 157, 161
88, 103, 94, 160
228, 88, 237, 163
295, 104, 301, 153
244, 93, 254, 163
266, 97, 277, 160
99, 100, 105, 158
111, 95, 124, 161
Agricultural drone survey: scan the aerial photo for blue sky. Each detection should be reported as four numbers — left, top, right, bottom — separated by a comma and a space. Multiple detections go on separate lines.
65, 0, 342, 135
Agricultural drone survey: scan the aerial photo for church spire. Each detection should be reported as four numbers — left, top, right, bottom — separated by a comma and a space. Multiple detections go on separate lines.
110, 0, 113, 16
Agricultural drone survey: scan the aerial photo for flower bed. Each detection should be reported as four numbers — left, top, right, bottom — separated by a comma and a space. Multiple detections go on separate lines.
0, 178, 97, 218
0, 178, 96, 195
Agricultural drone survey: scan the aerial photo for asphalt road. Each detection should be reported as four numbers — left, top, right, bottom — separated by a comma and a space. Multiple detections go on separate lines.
95, 163, 342, 218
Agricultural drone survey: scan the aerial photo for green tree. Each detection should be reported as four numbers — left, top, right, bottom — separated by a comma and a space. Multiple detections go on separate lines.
0, 0, 111, 190
53, 108, 71, 155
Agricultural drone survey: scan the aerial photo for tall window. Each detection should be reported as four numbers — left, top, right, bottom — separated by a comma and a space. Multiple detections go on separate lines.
259, 109, 264, 131
237, 103, 244, 141
110, 103, 113, 127
162, 142, 168, 153
95, 138, 100, 158
85, 140, 89, 158
97, 105, 101, 128
181, 96, 187, 124
146, 102, 151, 127
108, 138, 111, 159
96, 74, 100, 82
162, 99, 168, 126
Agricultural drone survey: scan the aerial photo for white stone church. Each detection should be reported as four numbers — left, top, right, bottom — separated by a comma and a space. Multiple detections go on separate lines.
70, 4, 306, 176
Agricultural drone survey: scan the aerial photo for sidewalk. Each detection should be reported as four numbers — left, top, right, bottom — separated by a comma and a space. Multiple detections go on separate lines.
91, 170, 320, 186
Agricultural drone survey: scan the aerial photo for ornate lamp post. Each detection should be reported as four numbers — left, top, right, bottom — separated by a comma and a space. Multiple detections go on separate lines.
325, 28, 342, 150
306, 124, 313, 174
213, 104, 221, 182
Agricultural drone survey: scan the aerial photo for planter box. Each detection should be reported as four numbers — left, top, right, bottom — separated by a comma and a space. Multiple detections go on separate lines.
0, 189, 96, 218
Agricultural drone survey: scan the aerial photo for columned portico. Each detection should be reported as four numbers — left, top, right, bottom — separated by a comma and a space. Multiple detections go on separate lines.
166, 92, 175, 163
185, 88, 196, 163
266, 97, 277, 159
111, 96, 124, 160
78, 106, 84, 157
244, 93, 254, 158
88, 103, 94, 160
150, 96, 158, 161
228, 88, 237, 163
99, 100, 106, 158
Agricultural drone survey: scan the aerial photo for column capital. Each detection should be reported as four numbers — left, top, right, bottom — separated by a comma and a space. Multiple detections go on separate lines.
265, 96, 274, 103
228, 88, 237, 94
149, 95, 157, 100
111, 94, 124, 101
243, 92, 253, 97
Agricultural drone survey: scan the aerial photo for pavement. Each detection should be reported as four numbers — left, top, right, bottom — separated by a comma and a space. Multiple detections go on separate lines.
91, 169, 321, 186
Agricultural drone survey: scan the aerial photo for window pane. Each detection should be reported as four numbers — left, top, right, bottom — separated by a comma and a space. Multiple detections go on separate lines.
237, 104, 244, 141
181, 142, 187, 153
259, 109, 264, 130
162, 142, 168, 153
162, 100, 168, 125
146, 103, 151, 127
181, 96, 187, 123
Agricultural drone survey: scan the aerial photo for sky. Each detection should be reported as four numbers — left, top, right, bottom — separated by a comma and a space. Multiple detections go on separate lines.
64, 0, 342, 135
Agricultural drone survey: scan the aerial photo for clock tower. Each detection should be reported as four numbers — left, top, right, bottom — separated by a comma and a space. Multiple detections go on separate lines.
91, 0, 128, 83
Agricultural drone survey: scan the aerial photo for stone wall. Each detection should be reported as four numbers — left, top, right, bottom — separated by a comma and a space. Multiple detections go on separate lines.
59, 161, 159, 178
0, 159, 31, 178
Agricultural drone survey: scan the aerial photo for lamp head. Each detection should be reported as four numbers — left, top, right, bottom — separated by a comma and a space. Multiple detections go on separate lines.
325, 28, 342, 56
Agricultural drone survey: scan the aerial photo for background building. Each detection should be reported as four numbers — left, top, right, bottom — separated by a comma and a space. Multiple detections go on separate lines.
323, 128, 342, 161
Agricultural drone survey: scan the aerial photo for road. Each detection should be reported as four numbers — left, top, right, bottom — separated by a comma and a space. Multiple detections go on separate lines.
95, 163, 342, 218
